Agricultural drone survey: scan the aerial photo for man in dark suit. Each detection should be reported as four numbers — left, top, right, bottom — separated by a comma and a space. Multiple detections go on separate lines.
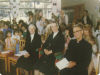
81, 10, 92, 26
34, 23, 65, 75
60, 24, 92, 75
16, 24, 41, 75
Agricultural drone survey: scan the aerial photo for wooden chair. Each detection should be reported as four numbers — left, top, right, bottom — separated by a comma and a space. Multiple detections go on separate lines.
0, 51, 14, 73
8, 56, 18, 72
19, 40, 25, 51
8, 56, 23, 75
96, 53, 100, 75
4, 43, 15, 51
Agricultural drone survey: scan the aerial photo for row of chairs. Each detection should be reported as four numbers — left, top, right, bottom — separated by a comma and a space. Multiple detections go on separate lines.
0, 40, 26, 75
4, 40, 26, 51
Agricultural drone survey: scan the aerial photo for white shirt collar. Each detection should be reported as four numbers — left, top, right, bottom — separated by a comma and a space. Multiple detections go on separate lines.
84, 16, 87, 24
30, 33, 35, 42
53, 31, 59, 38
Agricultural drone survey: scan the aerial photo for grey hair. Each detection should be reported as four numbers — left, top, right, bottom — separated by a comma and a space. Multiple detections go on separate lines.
51, 23, 59, 28
28, 24, 36, 30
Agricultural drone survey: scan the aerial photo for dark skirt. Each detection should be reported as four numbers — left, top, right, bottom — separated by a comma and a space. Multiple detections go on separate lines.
16, 55, 38, 71
60, 68, 88, 75
34, 54, 58, 75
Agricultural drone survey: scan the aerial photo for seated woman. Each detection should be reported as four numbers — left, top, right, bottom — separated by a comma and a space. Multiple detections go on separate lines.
16, 25, 41, 75
60, 24, 92, 75
34, 23, 65, 75
83, 25, 98, 75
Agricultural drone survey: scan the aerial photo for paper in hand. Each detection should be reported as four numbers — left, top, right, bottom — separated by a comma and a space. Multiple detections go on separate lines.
56, 58, 69, 70
15, 50, 28, 57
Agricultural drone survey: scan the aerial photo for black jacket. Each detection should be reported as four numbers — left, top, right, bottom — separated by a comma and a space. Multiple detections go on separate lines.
60, 39, 92, 75
24, 33, 41, 56
34, 31, 65, 75
16, 33, 41, 71
42, 31, 65, 54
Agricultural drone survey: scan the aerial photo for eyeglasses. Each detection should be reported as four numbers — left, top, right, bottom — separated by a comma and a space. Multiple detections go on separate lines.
73, 30, 82, 34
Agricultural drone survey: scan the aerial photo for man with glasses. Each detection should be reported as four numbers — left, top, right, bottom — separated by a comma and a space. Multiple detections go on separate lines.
60, 24, 92, 75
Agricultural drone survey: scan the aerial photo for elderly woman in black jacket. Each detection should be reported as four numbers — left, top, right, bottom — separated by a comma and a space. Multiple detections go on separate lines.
16, 24, 41, 75
34, 23, 65, 75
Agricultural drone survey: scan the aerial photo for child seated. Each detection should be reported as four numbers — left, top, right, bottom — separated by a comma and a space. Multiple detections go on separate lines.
18, 30, 24, 40
5, 31, 13, 50
12, 30, 20, 50
12, 30, 20, 41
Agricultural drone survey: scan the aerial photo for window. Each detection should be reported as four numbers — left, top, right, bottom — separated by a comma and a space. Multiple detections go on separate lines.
0, 1, 10, 20
0, 0, 52, 20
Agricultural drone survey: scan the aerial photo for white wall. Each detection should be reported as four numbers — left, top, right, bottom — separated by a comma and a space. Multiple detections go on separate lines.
85, 0, 100, 26
62, 0, 86, 8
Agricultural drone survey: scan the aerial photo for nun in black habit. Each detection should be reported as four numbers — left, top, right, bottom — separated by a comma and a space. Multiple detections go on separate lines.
34, 23, 65, 75
16, 25, 41, 72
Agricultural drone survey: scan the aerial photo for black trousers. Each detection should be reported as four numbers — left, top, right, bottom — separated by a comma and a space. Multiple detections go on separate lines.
60, 68, 88, 75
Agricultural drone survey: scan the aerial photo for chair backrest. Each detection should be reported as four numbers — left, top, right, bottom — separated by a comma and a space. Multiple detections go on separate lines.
96, 53, 100, 75
19, 40, 25, 51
